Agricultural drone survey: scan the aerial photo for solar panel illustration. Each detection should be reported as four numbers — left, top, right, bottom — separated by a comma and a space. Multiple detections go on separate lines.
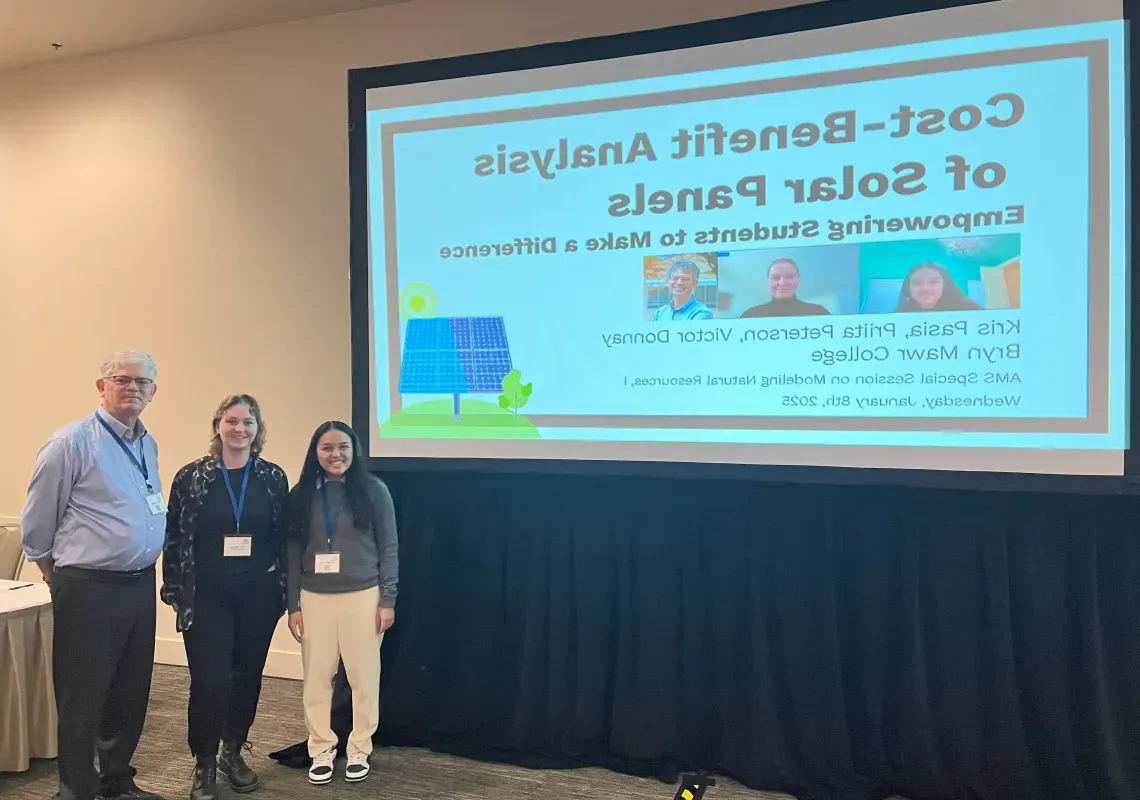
398, 317, 513, 395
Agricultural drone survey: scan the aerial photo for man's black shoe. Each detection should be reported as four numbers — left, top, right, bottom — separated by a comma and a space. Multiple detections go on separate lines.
219, 742, 259, 793
97, 779, 166, 800
189, 760, 218, 800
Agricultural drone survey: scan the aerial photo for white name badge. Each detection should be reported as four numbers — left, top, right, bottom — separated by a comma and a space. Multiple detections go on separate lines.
145, 493, 166, 515
224, 535, 253, 557
314, 552, 341, 574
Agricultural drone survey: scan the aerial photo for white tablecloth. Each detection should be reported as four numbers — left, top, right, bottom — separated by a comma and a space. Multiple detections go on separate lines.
0, 578, 56, 772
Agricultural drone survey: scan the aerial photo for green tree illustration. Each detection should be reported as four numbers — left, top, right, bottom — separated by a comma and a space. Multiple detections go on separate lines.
497, 369, 533, 416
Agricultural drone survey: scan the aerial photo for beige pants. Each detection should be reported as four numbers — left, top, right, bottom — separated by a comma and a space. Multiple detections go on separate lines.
300, 587, 384, 757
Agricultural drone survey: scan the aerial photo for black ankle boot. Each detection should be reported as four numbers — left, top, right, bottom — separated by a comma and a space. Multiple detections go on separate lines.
190, 758, 217, 800
219, 741, 259, 793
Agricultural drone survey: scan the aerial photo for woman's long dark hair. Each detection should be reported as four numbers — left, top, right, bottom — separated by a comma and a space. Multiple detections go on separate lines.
894, 262, 981, 312
287, 421, 380, 542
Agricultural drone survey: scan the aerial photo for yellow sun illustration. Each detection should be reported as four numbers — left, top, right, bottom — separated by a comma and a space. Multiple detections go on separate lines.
399, 282, 438, 319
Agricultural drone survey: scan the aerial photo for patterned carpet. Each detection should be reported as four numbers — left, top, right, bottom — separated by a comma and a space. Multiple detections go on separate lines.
0, 665, 818, 800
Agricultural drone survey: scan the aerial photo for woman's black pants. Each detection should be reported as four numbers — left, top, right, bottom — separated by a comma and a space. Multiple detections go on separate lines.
182, 570, 281, 758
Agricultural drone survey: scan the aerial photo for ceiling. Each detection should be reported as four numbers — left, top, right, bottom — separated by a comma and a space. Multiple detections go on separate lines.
0, 0, 412, 71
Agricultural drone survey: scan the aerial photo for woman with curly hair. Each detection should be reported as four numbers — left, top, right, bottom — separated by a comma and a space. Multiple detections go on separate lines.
161, 395, 289, 800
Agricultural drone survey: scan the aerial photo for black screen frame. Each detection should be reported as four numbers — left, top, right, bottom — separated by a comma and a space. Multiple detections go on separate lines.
348, 0, 1140, 495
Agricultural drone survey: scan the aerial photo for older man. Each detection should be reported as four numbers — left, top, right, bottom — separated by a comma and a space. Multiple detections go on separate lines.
22, 351, 166, 800
651, 258, 714, 321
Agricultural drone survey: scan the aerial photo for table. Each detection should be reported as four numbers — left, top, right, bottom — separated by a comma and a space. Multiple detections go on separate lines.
0, 578, 56, 772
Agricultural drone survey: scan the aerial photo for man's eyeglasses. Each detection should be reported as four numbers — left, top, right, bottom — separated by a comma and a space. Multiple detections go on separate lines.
107, 376, 154, 389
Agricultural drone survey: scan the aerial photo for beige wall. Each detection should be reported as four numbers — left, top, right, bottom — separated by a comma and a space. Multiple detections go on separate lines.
0, 0, 810, 678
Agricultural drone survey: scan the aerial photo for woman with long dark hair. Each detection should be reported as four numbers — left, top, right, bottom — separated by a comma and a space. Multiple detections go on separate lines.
161, 395, 289, 800
286, 421, 398, 786
894, 262, 982, 312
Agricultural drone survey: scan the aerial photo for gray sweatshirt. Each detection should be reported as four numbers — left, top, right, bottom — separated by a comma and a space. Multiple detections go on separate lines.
286, 477, 398, 613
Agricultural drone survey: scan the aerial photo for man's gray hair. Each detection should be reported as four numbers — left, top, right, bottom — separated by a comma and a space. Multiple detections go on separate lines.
100, 350, 158, 379
665, 258, 702, 283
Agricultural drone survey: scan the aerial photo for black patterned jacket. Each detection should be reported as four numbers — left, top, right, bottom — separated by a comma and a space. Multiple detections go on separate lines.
160, 456, 290, 632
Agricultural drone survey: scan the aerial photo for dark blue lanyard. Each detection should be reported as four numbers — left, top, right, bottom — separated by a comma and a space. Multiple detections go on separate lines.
95, 413, 152, 491
220, 460, 252, 532
319, 481, 344, 551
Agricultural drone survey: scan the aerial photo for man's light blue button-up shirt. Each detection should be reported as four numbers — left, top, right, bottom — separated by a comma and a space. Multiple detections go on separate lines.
21, 406, 165, 571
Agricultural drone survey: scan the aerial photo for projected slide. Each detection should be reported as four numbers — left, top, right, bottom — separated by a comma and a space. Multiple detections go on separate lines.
362, 2, 1129, 473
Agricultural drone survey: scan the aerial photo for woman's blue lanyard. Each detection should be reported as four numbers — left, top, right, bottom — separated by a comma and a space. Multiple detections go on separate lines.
219, 460, 252, 533
320, 481, 345, 552
95, 414, 153, 492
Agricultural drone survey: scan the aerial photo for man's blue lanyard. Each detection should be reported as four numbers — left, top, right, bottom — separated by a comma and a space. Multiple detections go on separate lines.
95, 413, 152, 492
320, 481, 345, 552
220, 460, 252, 533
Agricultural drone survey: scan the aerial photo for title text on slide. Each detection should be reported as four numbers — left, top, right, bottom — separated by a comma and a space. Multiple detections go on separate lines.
469, 94, 1025, 217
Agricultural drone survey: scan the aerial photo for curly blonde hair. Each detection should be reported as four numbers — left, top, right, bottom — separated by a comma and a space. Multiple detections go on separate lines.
209, 394, 267, 460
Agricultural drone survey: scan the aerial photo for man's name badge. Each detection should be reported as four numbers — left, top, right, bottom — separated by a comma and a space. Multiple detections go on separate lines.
145, 494, 166, 515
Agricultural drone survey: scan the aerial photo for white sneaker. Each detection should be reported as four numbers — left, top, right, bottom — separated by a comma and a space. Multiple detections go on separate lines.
308, 749, 335, 785
344, 746, 371, 782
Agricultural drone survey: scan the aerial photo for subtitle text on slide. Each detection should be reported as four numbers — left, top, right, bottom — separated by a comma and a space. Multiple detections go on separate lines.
438, 205, 1026, 260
